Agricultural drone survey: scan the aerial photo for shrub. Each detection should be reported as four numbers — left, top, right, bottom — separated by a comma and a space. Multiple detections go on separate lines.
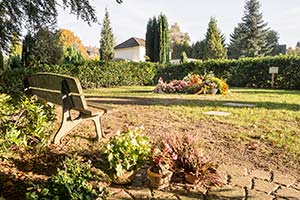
0, 94, 55, 155
26, 157, 109, 200
101, 127, 151, 178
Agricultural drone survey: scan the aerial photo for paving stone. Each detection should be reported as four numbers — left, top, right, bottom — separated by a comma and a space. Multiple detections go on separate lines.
203, 111, 231, 116
275, 187, 300, 199
170, 185, 205, 200
218, 164, 248, 177
253, 179, 279, 194
250, 169, 271, 181
223, 103, 256, 107
247, 190, 274, 200
126, 187, 152, 199
206, 185, 245, 200
230, 175, 252, 188
109, 187, 123, 196
175, 191, 204, 200
273, 172, 297, 187
291, 181, 300, 191
152, 190, 178, 200
107, 189, 132, 200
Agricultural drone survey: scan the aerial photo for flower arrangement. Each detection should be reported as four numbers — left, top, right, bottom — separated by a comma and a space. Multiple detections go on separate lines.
154, 73, 229, 95
208, 77, 229, 95
162, 80, 188, 93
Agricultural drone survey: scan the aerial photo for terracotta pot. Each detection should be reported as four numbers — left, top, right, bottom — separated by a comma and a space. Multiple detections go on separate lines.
111, 170, 135, 184
147, 167, 172, 189
184, 172, 198, 184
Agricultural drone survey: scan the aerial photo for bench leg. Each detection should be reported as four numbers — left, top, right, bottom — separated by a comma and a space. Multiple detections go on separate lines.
91, 114, 103, 141
53, 110, 82, 144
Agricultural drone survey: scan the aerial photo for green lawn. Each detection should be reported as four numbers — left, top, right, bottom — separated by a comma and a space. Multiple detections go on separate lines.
86, 86, 300, 158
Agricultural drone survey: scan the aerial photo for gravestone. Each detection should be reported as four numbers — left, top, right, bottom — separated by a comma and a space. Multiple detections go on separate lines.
223, 102, 256, 107
203, 111, 231, 116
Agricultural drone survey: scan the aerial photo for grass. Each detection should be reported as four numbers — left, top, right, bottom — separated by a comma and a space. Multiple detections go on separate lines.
86, 86, 300, 157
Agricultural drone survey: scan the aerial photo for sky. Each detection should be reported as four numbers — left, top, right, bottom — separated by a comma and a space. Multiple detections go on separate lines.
57, 0, 300, 48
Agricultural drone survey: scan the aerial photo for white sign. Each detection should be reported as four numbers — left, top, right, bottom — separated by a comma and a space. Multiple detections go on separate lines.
269, 67, 279, 74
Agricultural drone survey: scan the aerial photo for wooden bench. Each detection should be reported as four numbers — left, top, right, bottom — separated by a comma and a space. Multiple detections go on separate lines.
24, 72, 107, 144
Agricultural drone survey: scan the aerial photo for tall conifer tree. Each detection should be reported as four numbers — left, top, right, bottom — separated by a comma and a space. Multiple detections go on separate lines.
228, 0, 279, 58
145, 15, 169, 63
240, 0, 269, 57
145, 18, 154, 61
0, 50, 4, 70
158, 14, 169, 64
204, 17, 227, 59
153, 17, 159, 62
228, 23, 244, 59
100, 9, 114, 61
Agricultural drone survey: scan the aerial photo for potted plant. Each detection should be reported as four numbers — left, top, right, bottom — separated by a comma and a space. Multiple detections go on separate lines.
146, 144, 177, 189
101, 127, 151, 184
209, 77, 229, 95
166, 134, 223, 187
205, 81, 218, 94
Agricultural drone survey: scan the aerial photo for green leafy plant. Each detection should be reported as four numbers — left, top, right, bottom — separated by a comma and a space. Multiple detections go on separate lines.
0, 94, 55, 155
102, 127, 151, 178
26, 156, 109, 200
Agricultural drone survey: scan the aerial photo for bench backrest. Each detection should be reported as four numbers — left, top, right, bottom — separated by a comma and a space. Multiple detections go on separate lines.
24, 73, 88, 112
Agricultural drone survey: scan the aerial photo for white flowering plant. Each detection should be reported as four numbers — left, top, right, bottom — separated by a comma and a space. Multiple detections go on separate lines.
102, 127, 151, 177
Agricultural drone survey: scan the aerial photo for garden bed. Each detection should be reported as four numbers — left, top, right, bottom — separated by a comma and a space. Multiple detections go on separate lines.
1, 87, 300, 199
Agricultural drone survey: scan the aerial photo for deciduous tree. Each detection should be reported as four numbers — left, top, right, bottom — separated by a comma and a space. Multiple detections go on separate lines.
59, 29, 88, 58
169, 22, 191, 59
0, 0, 122, 52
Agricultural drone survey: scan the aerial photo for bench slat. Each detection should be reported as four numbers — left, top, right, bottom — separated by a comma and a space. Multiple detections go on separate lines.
26, 73, 83, 94
29, 87, 88, 111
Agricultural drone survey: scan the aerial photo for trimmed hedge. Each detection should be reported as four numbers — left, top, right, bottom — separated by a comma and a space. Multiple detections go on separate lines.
1, 55, 300, 94
0, 60, 160, 93
157, 55, 300, 89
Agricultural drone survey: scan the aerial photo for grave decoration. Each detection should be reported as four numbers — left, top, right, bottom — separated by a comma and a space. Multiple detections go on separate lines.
154, 73, 229, 95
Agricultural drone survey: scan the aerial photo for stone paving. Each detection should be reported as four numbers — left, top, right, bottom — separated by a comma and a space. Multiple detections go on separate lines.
107, 164, 300, 200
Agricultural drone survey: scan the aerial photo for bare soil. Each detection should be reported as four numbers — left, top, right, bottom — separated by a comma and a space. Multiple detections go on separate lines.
1, 100, 299, 199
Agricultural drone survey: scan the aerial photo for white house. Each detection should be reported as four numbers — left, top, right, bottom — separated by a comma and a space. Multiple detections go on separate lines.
114, 37, 145, 62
